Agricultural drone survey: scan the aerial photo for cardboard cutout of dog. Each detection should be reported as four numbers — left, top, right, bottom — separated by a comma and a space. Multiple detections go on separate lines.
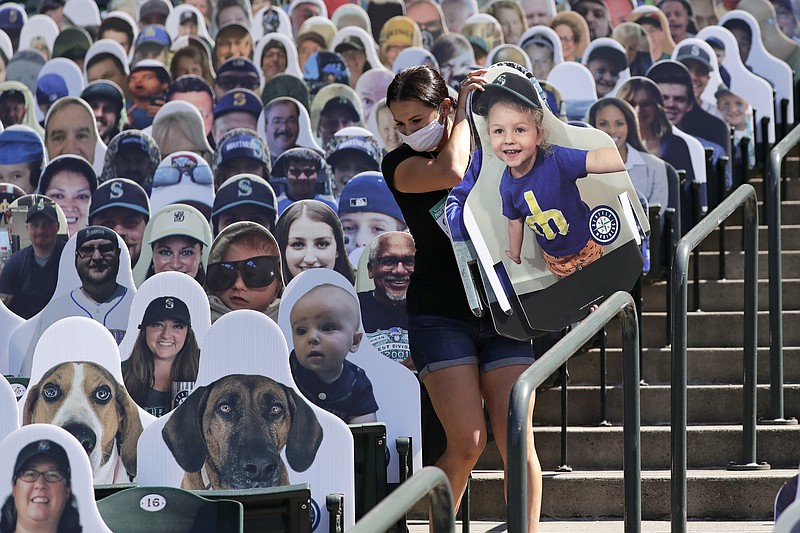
8, 228, 135, 377
456, 63, 647, 337
0, 425, 113, 532
136, 310, 356, 532
117, 271, 212, 363
18, 317, 155, 484
279, 268, 423, 482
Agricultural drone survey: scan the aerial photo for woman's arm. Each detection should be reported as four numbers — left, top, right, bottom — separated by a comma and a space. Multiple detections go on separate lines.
393, 70, 487, 194
586, 147, 626, 174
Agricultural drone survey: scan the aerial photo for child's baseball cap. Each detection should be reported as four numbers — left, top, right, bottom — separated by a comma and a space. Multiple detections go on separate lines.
472, 71, 541, 116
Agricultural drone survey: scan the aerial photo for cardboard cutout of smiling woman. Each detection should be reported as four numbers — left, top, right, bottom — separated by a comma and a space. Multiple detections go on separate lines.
18, 317, 156, 485
453, 63, 648, 337
136, 309, 355, 533
0, 425, 113, 533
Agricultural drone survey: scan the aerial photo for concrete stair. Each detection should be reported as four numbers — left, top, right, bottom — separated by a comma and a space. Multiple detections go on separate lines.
433, 175, 800, 527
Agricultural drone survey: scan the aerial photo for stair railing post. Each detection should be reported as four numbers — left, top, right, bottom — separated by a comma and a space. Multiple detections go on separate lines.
762, 124, 800, 425
670, 185, 762, 533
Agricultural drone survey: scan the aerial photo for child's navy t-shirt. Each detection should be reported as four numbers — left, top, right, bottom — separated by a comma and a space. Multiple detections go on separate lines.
500, 145, 590, 257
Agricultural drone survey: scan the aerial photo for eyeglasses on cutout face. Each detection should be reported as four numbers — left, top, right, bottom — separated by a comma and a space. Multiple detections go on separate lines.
206, 255, 280, 291
374, 255, 415, 269
76, 242, 117, 259
17, 469, 65, 483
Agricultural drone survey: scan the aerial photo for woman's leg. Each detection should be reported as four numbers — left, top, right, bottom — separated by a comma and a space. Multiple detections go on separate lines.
422, 364, 488, 510
481, 364, 541, 533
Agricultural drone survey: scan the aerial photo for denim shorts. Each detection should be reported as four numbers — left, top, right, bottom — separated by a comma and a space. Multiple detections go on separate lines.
408, 314, 535, 380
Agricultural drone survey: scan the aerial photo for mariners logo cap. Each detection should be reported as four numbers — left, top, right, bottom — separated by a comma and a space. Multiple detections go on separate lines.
26, 197, 58, 223
211, 174, 278, 228
89, 178, 151, 222
214, 88, 262, 120
76, 225, 120, 248
14, 440, 70, 480
213, 129, 269, 168
140, 296, 192, 328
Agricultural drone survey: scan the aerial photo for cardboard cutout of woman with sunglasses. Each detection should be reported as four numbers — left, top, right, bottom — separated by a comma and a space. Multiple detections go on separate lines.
123, 296, 200, 417
205, 221, 284, 323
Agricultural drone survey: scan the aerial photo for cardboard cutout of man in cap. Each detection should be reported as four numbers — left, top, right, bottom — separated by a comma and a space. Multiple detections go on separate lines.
126, 59, 171, 130
10, 226, 135, 376
0, 197, 65, 319
452, 63, 647, 336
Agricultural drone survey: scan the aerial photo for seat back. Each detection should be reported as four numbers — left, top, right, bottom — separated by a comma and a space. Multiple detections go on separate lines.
197, 484, 313, 533
97, 485, 243, 533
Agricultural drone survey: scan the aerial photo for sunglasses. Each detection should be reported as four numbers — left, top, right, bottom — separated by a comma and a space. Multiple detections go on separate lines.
77, 242, 116, 258
206, 255, 280, 291
216, 76, 260, 92
152, 164, 214, 187
287, 165, 317, 178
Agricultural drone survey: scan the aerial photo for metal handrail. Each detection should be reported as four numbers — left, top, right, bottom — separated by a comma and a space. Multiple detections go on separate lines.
670, 184, 764, 533
766, 123, 800, 424
508, 291, 641, 533
348, 467, 455, 533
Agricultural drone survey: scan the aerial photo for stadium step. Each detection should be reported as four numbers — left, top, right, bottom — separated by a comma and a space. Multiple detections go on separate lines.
640, 278, 800, 312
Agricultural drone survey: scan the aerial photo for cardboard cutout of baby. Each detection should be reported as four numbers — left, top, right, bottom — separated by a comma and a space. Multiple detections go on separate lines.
0, 425, 113, 533
136, 309, 356, 533
457, 63, 648, 336
279, 268, 422, 482
17, 317, 156, 484
8, 227, 136, 377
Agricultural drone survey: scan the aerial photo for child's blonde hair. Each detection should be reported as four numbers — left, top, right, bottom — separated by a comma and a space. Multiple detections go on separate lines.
478, 94, 552, 157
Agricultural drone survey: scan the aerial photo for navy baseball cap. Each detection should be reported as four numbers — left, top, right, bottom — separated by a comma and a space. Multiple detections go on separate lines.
213, 129, 269, 167
36, 74, 68, 106
81, 80, 125, 112
705, 36, 725, 51
89, 178, 151, 222
217, 56, 260, 78
337, 172, 404, 222
214, 89, 263, 119
14, 440, 70, 480
326, 134, 381, 170
136, 24, 171, 48
473, 71, 541, 116
140, 296, 191, 327
26, 197, 58, 223
76, 225, 119, 247
212, 174, 278, 227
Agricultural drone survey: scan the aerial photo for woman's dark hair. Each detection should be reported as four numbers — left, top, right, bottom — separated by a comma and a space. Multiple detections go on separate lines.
587, 97, 647, 153
274, 199, 355, 285
616, 77, 672, 140
0, 488, 82, 533
386, 64, 453, 110
123, 324, 200, 407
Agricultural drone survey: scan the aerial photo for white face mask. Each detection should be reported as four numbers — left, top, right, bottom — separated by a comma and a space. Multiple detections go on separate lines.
398, 112, 446, 152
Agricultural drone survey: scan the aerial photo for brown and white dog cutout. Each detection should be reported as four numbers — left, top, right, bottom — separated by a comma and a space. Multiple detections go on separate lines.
162, 374, 323, 490
17, 316, 154, 485
23, 361, 144, 484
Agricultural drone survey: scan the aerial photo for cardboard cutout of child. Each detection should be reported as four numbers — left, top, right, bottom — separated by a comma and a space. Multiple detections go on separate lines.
454, 63, 648, 335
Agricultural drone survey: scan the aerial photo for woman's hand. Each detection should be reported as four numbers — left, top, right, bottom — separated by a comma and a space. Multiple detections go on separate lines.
457, 69, 489, 112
